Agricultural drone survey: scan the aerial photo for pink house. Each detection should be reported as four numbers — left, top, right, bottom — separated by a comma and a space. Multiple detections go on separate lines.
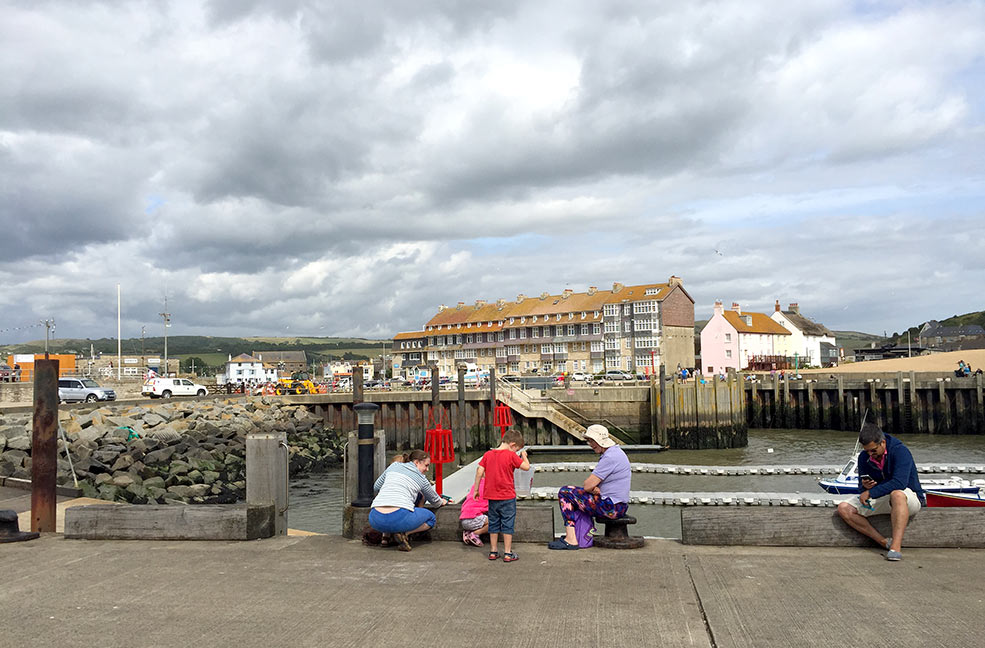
700, 301, 791, 373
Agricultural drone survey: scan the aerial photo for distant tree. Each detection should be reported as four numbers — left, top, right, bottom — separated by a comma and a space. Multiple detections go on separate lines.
182, 357, 207, 374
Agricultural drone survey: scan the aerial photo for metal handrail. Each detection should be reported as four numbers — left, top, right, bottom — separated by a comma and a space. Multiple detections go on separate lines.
546, 396, 632, 442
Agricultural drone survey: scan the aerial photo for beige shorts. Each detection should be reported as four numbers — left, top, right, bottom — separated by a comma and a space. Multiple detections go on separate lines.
847, 488, 921, 517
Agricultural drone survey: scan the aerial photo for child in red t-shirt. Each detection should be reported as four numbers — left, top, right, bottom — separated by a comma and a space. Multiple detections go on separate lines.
472, 429, 529, 562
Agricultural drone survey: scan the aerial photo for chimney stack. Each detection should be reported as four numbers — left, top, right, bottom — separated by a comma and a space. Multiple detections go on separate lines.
668, 275, 682, 287
588, 286, 597, 295
540, 292, 549, 300
612, 282, 624, 293
474, 299, 486, 308
456, 301, 465, 310
732, 302, 741, 315
789, 302, 800, 314
713, 300, 723, 316
516, 294, 526, 304
496, 299, 506, 309
438, 304, 446, 312
775, 299, 781, 313
562, 289, 573, 299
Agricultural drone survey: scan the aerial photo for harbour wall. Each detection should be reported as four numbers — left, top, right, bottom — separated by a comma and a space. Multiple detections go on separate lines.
745, 372, 985, 434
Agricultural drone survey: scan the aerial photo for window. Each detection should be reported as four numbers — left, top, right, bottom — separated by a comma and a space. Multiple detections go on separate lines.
623, 304, 630, 315
557, 361, 566, 372
605, 338, 619, 350
556, 314, 562, 321
726, 350, 732, 358
645, 288, 658, 296
623, 321, 630, 332
519, 328, 526, 339
635, 337, 654, 348
497, 332, 505, 342
567, 325, 575, 336
532, 327, 540, 338
591, 341, 603, 352
634, 300, 657, 314
509, 329, 516, 340
603, 304, 617, 316
604, 321, 619, 334
581, 312, 586, 319
542, 361, 552, 372
541, 344, 552, 354
725, 333, 731, 342
593, 323, 601, 335
593, 360, 604, 372
506, 345, 520, 355
554, 343, 566, 354
509, 362, 519, 373
581, 324, 590, 335
509, 317, 515, 324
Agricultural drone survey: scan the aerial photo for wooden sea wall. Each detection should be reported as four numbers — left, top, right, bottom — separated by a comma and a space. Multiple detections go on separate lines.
745, 372, 985, 434
657, 377, 747, 449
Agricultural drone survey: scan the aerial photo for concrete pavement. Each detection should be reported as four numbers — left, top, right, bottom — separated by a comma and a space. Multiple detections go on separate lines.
2, 533, 984, 648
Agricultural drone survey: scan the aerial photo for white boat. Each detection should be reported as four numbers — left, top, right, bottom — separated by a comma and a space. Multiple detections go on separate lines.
818, 453, 983, 495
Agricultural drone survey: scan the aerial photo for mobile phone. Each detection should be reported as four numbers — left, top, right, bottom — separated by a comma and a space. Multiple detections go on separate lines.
860, 474, 872, 481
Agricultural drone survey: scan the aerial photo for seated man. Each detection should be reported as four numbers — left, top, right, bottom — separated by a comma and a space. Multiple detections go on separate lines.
836, 422, 925, 561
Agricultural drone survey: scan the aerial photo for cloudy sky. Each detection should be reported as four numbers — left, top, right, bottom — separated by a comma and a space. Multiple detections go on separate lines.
1, 0, 983, 344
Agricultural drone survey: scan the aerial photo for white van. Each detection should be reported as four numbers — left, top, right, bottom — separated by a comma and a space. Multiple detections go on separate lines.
142, 377, 209, 399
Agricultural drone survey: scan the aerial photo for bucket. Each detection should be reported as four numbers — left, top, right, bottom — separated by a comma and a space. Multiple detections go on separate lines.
514, 466, 534, 497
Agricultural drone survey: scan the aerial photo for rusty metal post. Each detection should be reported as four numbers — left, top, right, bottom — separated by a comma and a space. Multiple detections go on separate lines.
32, 359, 59, 533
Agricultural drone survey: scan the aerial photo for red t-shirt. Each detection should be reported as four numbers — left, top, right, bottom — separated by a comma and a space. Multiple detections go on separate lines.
479, 448, 524, 500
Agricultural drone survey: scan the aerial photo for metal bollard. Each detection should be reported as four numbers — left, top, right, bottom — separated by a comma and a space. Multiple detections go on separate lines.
246, 431, 289, 535
352, 402, 380, 507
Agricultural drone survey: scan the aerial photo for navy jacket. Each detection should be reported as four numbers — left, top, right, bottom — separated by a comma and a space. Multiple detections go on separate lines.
857, 434, 925, 504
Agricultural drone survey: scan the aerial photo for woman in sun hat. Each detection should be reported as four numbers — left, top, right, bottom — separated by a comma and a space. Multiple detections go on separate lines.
548, 424, 631, 550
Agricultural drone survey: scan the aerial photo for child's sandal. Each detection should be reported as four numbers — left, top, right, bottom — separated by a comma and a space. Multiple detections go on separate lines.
503, 552, 519, 562
487, 551, 499, 560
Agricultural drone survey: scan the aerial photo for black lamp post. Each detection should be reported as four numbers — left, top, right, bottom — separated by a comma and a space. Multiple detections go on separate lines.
352, 402, 380, 506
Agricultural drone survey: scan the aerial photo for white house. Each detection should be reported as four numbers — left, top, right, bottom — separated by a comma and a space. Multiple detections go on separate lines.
700, 301, 792, 373
222, 353, 278, 384
770, 302, 836, 368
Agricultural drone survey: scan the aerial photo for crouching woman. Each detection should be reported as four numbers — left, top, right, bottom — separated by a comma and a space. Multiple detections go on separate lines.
369, 449, 448, 551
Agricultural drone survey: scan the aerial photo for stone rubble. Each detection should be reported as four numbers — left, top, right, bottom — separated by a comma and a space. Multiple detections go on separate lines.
0, 397, 344, 505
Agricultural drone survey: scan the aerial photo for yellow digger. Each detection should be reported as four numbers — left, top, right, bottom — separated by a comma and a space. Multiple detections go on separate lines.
273, 371, 319, 395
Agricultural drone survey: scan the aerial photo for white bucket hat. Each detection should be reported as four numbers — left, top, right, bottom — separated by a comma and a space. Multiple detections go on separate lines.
584, 424, 615, 448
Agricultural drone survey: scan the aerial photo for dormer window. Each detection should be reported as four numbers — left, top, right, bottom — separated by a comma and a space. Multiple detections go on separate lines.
509, 317, 515, 324
556, 314, 561, 321
532, 315, 538, 322
581, 312, 586, 319
568, 313, 574, 319
521, 317, 526, 323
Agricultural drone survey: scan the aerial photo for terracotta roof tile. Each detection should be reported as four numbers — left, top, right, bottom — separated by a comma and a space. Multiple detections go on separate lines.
423, 281, 684, 327
392, 331, 426, 340
723, 311, 792, 335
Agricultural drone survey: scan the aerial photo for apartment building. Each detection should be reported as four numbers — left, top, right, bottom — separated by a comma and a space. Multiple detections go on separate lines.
392, 277, 694, 379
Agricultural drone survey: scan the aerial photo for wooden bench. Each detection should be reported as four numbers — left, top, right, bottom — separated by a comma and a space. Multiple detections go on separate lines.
593, 513, 645, 549
64, 504, 275, 541
681, 507, 985, 547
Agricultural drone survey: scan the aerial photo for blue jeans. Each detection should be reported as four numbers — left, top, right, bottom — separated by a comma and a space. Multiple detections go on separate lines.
369, 507, 436, 534
487, 499, 517, 535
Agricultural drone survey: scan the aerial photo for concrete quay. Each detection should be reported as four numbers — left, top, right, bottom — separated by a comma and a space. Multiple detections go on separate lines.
2, 534, 983, 648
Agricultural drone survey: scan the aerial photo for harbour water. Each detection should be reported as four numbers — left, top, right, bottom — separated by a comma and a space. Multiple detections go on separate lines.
287, 428, 985, 537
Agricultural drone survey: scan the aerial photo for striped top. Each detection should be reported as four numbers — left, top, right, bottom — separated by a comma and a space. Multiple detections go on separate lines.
371, 462, 443, 511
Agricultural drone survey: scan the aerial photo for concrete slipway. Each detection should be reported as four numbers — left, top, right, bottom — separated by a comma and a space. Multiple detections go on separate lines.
2, 534, 983, 648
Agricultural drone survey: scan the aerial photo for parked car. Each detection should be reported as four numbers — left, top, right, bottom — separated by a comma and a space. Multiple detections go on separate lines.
603, 370, 635, 381
0, 363, 17, 382
570, 372, 590, 382
142, 377, 208, 399
58, 378, 116, 403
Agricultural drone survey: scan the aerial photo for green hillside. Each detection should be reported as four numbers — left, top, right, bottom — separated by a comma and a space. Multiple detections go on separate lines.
887, 310, 985, 345
0, 335, 392, 374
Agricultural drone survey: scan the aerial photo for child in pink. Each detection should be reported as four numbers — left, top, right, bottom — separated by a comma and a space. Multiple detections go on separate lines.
459, 477, 489, 546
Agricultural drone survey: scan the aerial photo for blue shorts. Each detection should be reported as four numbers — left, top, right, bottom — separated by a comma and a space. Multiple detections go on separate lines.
487, 498, 517, 535
369, 507, 436, 534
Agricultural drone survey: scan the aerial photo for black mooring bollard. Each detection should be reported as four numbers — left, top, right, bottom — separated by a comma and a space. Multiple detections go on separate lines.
352, 402, 380, 507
